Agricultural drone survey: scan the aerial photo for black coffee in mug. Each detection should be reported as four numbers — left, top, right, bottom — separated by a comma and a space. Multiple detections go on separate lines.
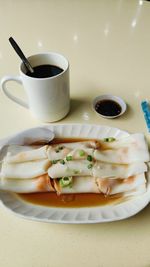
26, 64, 63, 78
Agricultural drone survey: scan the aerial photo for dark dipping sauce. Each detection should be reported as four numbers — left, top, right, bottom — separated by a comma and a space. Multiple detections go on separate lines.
17, 137, 124, 208
95, 99, 122, 117
26, 64, 63, 78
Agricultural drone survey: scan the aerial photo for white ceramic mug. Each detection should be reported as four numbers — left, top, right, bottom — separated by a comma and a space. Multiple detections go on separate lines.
1, 52, 70, 122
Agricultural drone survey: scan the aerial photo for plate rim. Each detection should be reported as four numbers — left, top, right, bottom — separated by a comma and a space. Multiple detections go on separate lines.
0, 123, 149, 224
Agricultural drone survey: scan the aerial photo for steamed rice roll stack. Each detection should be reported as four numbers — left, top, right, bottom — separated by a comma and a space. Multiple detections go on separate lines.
96, 173, 146, 195
64, 148, 94, 160
0, 174, 54, 193
48, 160, 93, 178
93, 162, 147, 179
5, 145, 48, 163
95, 133, 149, 164
122, 184, 146, 197
51, 140, 99, 150
54, 176, 99, 194
1, 159, 51, 179
46, 146, 71, 161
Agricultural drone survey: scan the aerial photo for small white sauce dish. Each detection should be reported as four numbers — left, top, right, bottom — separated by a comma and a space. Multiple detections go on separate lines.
92, 94, 127, 119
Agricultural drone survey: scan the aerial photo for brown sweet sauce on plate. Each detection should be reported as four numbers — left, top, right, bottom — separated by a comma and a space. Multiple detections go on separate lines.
17, 137, 124, 208
18, 192, 123, 208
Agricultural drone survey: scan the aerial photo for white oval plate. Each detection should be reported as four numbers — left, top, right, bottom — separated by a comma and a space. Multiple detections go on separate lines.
0, 124, 149, 224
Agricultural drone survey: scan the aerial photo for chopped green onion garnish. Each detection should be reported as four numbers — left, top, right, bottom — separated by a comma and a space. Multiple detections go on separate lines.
79, 150, 85, 157
51, 160, 59, 164
87, 163, 93, 169
58, 146, 64, 150
59, 176, 73, 188
55, 146, 64, 153
74, 170, 80, 174
66, 155, 73, 161
60, 159, 65, 165
103, 137, 116, 142
87, 155, 93, 161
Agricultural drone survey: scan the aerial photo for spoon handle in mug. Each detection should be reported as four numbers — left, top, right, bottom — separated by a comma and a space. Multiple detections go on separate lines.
9, 37, 34, 73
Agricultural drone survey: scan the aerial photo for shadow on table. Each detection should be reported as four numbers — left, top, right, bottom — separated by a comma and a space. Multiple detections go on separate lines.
68, 98, 91, 118
120, 103, 134, 120
68, 98, 135, 121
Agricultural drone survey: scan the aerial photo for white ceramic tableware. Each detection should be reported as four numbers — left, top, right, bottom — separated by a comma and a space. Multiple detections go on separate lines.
93, 94, 127, 119
0, 124, 149, 224
1, 52, 70, 122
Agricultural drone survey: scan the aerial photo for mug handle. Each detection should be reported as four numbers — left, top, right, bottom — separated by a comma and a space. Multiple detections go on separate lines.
1, 75, 29, 109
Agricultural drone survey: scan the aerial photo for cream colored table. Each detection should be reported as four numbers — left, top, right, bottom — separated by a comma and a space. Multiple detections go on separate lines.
0, 1, 150, 266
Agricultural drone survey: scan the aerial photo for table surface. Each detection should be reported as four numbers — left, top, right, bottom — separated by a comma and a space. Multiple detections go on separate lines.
0, 1, 150, 267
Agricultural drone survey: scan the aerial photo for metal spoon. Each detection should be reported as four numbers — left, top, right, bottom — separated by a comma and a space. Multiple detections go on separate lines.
9, 37, 34, 73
